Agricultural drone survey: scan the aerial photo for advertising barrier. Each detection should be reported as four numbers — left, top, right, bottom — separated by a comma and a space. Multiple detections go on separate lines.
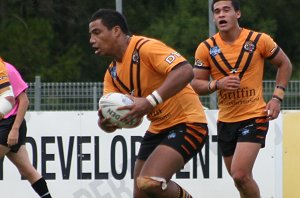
283, 111, 300, 198
0, 111, 282, 198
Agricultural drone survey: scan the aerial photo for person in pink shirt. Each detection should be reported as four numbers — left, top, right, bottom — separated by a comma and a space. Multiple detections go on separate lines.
0, 61, 52, 198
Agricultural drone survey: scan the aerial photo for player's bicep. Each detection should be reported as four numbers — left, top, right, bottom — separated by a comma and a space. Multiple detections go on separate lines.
194, 42, 211, 81
142, 41, 186, 74
193, 68, 210, 81
268, 48, 291, 69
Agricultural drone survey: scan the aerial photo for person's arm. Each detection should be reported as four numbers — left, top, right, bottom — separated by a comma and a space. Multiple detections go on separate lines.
7, 92, 28, 146
265, 49, 292, 120
270, 49, 292, 91
155, 62, 194, 101
191, 68, 212, 95
191, 41, 240, 95
191, 67, 241, 95
119, 62, 195, 121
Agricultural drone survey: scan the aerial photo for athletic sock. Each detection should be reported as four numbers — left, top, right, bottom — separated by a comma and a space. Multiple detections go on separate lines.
31, 177, 52, 198
175, 182, 193, 198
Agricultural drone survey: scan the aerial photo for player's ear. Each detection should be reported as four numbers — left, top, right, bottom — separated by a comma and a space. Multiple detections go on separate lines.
112, 25, 122, 37
236, 10, 241, 20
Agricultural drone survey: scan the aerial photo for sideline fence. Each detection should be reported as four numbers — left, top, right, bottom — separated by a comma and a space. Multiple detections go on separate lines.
27, 77, 300, 111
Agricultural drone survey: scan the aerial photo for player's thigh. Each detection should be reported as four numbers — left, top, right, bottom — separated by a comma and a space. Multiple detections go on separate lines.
134, 159, 145, 187
134, 159, 145, 179
223, 155, 233, 175
231, 142, 261, 173
139, 144, 184, 180
0, 145, 10, 158
7, 145, 33, 169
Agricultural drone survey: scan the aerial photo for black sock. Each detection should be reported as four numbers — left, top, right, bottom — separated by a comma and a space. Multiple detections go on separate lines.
31, 177, 52, 198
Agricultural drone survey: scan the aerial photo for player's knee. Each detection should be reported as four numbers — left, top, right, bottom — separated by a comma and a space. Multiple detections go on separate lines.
136, 176, 167, 192
231, 170, 251, 187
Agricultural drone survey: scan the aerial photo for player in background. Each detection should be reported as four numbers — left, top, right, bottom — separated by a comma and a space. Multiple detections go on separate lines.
89, 9, 208, 198
191, 0, 292, 197
0, 60, 52, 198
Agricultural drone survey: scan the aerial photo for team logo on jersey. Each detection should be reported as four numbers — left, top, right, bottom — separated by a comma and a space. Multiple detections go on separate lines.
132, 50, 140, 64
244, 41, 256, 53
110, 65, 117, 78
209, 46, 221, 57
194, 59, 204, 67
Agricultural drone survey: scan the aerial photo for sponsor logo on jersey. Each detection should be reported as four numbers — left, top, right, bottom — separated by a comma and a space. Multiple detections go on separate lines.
209, 46, 221, 57
195, 59, 204, 67
270, 43, 277, 54
165, 52, 181, 64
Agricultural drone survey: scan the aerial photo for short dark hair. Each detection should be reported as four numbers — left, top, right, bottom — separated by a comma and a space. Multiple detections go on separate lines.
89, 9, 130, 35
211, 0, 240, 12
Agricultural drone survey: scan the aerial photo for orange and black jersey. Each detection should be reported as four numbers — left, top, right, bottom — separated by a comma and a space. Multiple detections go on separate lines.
194, 29, 280, 122
0, 58, 11, 95
104, 35, 207, 133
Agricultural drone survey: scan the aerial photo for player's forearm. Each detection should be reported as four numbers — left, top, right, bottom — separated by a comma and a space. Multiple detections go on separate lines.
275, 60, 292, 87
156, 63, 193, 101
191, 79, 213, 95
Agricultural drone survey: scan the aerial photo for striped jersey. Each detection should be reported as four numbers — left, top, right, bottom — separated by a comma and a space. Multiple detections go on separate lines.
194, 28, 280, 122
0, 58, 11, 95
104, 35, 207, 133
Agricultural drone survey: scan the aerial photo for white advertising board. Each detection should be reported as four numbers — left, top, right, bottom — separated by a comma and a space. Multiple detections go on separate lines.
0, 111, 282, 198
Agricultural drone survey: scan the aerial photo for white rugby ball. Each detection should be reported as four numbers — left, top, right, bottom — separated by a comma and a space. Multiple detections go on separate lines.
98, 93, 142, 128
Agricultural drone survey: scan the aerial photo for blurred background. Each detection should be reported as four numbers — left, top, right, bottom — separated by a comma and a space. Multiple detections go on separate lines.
1, 0, 299, 82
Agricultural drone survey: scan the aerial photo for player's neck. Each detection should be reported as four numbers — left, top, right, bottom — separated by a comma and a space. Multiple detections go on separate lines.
115, 35, 131, 62
219, 26, 242, 44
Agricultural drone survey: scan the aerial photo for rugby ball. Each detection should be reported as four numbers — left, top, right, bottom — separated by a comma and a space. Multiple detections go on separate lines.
98, 93, 142, 128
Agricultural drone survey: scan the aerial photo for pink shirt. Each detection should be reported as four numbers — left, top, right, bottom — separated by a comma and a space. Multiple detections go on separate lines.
4, 62, 28, 118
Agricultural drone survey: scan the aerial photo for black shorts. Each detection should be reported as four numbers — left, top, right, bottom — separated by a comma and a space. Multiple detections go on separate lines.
0, 116, 27, 153
137, 123, 208, 163
217, 116, 269, 157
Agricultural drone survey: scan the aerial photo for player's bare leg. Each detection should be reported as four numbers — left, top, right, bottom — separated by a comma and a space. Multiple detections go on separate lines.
0, 145, 10, 158
7, 145, 41, 183
224, 142, 261, 198
134, 159, 151, 198
7, 145, 52, 197
134, 145, 192, 198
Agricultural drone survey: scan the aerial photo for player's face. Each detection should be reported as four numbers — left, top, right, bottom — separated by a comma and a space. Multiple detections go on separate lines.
213, 1, 240, 32
89, 19, 117, 56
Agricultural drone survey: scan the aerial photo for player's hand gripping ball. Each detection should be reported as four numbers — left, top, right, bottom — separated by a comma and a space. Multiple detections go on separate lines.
99, 93, 143, 128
